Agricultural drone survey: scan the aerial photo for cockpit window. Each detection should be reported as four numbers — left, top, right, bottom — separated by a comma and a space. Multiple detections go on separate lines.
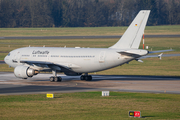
7, 53, 10, 56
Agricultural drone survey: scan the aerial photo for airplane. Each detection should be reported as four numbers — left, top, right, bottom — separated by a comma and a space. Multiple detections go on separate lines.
3, 10, 174, 82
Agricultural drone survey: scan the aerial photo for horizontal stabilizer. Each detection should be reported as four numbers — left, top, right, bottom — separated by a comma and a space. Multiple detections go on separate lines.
140, 54, 180, 59
149, 49, 173, 54
158, 53, 163, 59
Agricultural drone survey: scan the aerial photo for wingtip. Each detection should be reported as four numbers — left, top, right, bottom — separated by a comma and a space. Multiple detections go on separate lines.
140, 10, 151, 12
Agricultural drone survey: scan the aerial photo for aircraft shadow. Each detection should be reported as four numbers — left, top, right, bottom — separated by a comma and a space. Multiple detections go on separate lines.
89, 75, 180, 81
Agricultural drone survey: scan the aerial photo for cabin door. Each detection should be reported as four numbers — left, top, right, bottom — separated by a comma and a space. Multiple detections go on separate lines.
99, 51, 106, 63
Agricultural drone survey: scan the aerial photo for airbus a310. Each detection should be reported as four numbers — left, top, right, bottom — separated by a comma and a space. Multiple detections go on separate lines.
4, 10, 173, 82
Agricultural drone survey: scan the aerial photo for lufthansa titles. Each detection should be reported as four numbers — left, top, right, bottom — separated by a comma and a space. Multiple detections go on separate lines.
32, 50, 49, 54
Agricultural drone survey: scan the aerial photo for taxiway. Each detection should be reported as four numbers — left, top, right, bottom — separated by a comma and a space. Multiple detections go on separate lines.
0, 72, 180, 95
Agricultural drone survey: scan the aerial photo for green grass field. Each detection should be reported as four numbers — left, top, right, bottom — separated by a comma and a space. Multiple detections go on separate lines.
0, 25, 180, 37
0, 92, 180, 120
0, 26, 180, 120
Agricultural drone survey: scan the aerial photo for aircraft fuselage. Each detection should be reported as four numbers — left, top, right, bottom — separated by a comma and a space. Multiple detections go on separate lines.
4, 47, 148, 73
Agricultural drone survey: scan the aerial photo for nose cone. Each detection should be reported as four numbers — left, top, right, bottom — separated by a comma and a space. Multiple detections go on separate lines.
4, 55, 8, 64
4, 55, 10, 65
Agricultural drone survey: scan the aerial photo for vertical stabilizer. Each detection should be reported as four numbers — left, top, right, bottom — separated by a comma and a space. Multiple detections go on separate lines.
109, 10, 150, 49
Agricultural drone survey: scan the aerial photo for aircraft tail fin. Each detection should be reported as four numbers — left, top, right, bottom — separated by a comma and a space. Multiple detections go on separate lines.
109, 10, 150, 49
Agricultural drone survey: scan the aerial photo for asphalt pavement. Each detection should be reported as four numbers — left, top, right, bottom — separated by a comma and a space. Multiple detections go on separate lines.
0, 73, 180, 95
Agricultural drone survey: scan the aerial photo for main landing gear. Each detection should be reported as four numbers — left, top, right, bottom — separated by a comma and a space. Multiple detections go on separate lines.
50, 70, 62, 82
80, 73, 92, 81
50, 76, 62, 82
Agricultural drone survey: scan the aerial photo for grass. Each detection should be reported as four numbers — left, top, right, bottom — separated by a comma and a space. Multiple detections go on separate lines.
0, 26, 180, 120
145, 25, 180, 35
0, 91, 180, 120
0, 25, 180, 37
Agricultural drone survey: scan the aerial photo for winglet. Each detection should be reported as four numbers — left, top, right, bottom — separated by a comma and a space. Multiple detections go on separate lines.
109, 10, 150, 49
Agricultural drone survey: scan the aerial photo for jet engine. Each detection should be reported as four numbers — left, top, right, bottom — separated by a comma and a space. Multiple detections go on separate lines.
14, 65, 38, 79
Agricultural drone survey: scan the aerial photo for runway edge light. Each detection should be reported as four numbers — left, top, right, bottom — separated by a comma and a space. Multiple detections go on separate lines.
46, 93, 54, 98
129, 111, 141, 118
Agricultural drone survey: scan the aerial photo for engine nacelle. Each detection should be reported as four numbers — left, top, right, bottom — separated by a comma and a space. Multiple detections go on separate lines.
64, 72, 82, 76
14, 65, 38, 79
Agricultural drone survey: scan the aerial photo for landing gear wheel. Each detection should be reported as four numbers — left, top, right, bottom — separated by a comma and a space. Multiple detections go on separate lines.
88, 76, 92, 81
50, 76, 62, 82
50, 77, 54, 82
54, 77, 58, 82
80, 76, 85, 80
85, 76, 89, 81
58, 77, 62, 82
86, 75, 92, 81
80, 75, 92, 81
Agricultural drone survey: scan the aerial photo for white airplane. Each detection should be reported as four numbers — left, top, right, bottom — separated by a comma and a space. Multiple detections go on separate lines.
4, 10, 173, 82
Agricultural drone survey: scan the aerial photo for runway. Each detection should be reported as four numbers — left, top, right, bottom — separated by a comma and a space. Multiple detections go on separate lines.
0, 61, 5, 64
0, 34, 180, 39
0, 72, 180, 95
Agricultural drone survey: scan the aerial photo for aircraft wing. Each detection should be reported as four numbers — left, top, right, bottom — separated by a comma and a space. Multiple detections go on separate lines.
20, 60, 53, 65
20, 60, 75, 73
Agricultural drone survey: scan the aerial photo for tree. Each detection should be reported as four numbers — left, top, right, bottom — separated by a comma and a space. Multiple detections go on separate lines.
0, 0, 180, 27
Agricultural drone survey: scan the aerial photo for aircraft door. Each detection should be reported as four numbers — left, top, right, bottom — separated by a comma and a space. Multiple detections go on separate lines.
12, 51, 21, 64
99, 51, 106, 63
